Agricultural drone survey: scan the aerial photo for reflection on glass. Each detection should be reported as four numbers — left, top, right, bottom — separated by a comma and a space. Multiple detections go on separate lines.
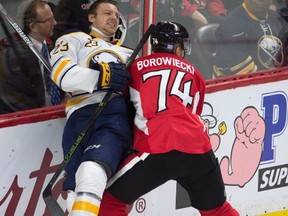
0, 1, 62, 115
0, 0, 288, 116
155, 0, 288, 80
213, 0, 288, 79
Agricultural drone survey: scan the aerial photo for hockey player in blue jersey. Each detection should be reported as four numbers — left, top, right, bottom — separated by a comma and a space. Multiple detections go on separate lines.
50, 0, 133, 215
213, 0, 288, 77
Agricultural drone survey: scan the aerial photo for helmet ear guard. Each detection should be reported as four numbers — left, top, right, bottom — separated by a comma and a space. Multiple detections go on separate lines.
151, 37, 175, 53
150, 21, 191, 55
114, 13, 127, 44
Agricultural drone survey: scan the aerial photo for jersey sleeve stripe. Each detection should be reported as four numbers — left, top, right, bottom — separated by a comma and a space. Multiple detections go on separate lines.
59, 64, 77, 88
53, 59, 72, 82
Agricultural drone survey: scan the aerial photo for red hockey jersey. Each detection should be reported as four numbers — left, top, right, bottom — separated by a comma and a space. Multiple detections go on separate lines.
129, 52, 212, 154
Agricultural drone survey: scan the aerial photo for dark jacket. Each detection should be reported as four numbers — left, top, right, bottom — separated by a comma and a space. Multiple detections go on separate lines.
52, 0, 93, 41
0, 36, 46, 114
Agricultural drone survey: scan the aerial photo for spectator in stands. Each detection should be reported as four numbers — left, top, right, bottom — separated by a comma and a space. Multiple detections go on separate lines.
0, 0, 63, 114
213, 0, 288, 78
51, 0, 97, 41
118, 0, 141, 48
222, 0, 243, 13
223, 1, 288, 20
273, 0, 288, 22
120, 0, 140, 23
163, 1, 227, 79
156, 0, 175, 21
177, 0, 227, 36
155, 0, 227, 37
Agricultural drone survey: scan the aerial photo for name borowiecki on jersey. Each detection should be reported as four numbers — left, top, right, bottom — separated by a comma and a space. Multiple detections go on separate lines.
50, 30, 133, 118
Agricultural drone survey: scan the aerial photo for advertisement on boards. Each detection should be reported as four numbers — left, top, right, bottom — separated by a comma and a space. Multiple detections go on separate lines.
128, 78, 288, 216
0, 76, 288, 215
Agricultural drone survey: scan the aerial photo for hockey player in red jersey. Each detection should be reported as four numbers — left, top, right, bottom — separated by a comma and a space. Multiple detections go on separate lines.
99, 21, 240, 216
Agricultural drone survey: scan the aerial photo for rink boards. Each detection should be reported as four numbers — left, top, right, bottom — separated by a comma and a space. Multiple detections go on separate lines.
0, 69, 288, 215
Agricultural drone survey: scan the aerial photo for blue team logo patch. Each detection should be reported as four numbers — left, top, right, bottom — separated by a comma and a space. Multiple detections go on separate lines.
258, 35, 283, 68
88, 50, 123, 68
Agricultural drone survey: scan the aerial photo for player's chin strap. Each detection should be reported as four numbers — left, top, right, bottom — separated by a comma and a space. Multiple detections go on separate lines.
90, 26, 114, 39
90, 26, 122, 45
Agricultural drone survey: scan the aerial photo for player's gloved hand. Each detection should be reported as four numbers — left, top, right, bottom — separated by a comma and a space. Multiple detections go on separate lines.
95, 62, 131, 92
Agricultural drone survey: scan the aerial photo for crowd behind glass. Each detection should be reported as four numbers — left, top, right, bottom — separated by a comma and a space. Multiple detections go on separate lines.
0, 0, 287, 115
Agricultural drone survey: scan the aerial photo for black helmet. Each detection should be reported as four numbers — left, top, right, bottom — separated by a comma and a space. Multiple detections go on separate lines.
150, 21, 191, 55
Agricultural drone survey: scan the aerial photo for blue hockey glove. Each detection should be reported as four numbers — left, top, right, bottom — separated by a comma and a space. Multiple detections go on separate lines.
95, 62, 131, 92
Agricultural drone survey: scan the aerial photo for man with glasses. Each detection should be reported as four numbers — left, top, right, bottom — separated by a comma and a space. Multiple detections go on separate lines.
52, 0, 97, 41
0, 0, 63, 114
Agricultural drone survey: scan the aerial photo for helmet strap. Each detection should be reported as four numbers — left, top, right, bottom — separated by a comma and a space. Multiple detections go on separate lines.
90, 25, 115, 41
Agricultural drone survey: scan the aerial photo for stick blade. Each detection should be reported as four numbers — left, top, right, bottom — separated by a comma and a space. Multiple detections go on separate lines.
43, 187, 66, 216
42, 163, 66, 216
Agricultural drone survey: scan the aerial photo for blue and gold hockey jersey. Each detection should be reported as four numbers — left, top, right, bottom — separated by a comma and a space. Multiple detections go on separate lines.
50, 31, 133, 117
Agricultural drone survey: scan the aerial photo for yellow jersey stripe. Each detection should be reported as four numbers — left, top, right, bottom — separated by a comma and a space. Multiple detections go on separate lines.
258, 210, 288, 216
236, 61, 256, 75
53, 59, 71, 82
72, 201, 100, 215
66, 96, 90, 107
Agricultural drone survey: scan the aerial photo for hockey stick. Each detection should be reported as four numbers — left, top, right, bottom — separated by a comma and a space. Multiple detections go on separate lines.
42, 23, 156, 216
0, 2, 51, 72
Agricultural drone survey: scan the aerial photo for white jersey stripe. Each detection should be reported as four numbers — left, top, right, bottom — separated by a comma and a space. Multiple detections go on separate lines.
106, 153, 149, 188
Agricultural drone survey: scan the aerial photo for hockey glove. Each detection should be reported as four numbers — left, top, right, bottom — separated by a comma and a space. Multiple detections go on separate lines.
95, 62, 131, 92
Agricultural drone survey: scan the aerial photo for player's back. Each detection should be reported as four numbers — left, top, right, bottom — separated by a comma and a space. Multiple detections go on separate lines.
129, 52, 211, 154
